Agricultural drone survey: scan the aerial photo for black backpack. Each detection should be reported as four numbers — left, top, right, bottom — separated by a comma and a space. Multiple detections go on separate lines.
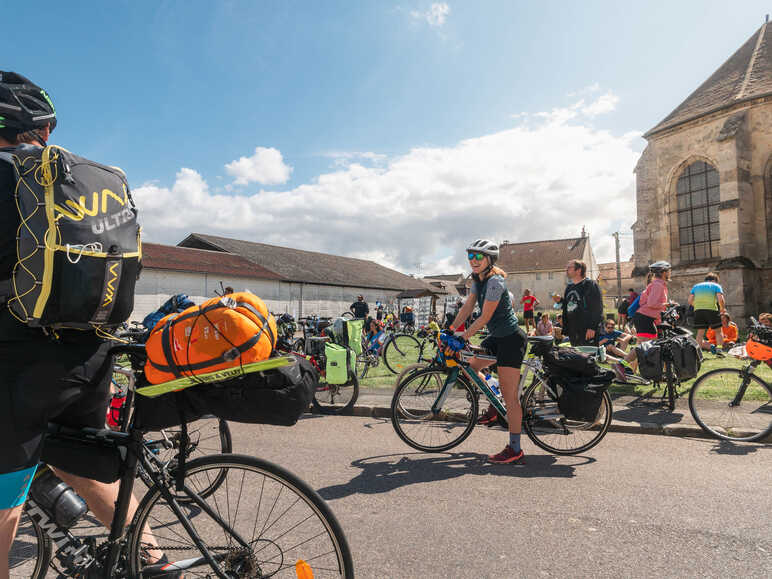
0, 145, 140, 329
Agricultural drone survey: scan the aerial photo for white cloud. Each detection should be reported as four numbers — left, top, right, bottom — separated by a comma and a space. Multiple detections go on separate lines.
134, 105, 640, 276
567, 83, 601, 98
581, 91, 620, 117
224, 146, 292, 186
323, 151, 387, 168
411, 3, 450, 27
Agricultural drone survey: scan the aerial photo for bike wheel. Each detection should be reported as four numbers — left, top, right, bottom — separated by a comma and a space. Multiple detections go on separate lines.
355, 353, 370, 379
665, 364, 677, 412
312, 372, 359, 414
522, 379, 612, 455
341, 311, 354, 319
383, 334, 421, 374
291, 338, 305, 354
689, 368, 772, 442
9, 507, 51, 578
391, 369, 478, 452
140, 418, 232, 497
128, 454, 354, 578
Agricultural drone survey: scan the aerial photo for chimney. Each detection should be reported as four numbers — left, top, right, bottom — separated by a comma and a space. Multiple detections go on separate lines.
581, 226, 587, 238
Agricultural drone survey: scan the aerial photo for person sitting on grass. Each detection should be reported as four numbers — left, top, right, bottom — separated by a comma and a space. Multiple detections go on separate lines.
364, 317, 386, 354
598, 319, 633, 359
535, 312, 553, 336
705, 312, 738, 351
553, 313, 565, 342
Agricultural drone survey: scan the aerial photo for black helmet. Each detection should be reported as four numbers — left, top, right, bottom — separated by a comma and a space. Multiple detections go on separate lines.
649, 260, 671, 273
0, 71, 57, 133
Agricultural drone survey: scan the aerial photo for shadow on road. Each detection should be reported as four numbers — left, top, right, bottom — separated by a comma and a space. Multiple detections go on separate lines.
612, 393, 685, 425
709, 440, 771, 455
317, 452, 594, 500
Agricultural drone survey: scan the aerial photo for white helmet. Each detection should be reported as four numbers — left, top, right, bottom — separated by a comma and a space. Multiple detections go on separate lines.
466, 239, 499, 263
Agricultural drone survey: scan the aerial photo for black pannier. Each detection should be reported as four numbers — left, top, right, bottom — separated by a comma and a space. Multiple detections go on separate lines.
306, 336, 329, 356
555, 371, 613, 422
543, 347, 600, 379
635, 341, 663, 380
670, 335, 702, 380
133, 357, 316, 431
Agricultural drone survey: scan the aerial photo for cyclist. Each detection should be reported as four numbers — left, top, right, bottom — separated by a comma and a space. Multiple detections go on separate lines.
350, 294, 369, 319
450, 240, 527, 465
0, 72, 172, 576
688, 272, 726, 352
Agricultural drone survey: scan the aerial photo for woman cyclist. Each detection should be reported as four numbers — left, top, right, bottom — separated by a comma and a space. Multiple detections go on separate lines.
450, 240, 527, 464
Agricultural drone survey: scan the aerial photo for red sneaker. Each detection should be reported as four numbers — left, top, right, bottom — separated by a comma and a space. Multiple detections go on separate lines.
487, 446, 525, 464
478, 405, 498, 426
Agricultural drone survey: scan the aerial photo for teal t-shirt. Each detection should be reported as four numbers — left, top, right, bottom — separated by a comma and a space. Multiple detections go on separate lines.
471, 275, 520, 337
690, 282, 723, 311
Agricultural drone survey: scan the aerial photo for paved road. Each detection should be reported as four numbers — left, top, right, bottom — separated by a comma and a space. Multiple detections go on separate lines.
236, 415, 772, 578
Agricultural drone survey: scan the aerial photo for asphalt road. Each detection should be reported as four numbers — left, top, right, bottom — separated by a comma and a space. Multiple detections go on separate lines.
233, 415, 772, 579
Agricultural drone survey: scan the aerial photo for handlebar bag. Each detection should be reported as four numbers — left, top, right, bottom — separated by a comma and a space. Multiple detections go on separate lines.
144, 291, 277, 384
133, 356, 316, 430
635, 341, 663, 380
670, 335, 702, 380
554, 371, 613, 422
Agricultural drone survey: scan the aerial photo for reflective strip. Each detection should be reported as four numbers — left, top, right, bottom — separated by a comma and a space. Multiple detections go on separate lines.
0, 465, 37, 509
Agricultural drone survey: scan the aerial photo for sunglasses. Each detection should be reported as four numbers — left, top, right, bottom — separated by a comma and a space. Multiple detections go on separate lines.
468, 253, 485, 261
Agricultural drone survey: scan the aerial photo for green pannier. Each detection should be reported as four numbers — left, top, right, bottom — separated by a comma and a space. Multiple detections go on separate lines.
346, 318, 364, 355
325, 342, 353, 384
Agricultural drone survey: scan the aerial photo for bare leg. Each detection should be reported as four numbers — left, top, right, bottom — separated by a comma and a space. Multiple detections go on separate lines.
0, 506, 23, 579
498, 366, 522, 434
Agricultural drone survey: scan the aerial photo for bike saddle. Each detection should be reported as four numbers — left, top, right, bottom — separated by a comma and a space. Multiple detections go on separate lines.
527, 335, 554, 344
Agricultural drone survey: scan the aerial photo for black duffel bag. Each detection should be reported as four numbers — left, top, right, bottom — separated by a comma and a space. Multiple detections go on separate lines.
555, 371, 613, 422
543, 347, 600, 379
133, 356, 317, 431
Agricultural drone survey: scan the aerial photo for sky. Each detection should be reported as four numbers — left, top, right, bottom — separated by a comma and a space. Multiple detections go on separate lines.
5, 1, 770, 275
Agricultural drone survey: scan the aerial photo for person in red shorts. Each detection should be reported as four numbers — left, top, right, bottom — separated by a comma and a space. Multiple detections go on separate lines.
520, 289, 539, 335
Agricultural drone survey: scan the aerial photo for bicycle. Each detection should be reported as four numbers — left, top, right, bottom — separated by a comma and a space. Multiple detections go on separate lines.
380, 328, 438, 375
11, 343, 354, 578
390, 333, 613, 455
688, 318, 772, 442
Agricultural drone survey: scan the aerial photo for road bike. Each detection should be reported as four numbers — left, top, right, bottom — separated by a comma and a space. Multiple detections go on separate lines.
390, 334, 613, 455
688, 318, 772, 442
10, 343, 354, 578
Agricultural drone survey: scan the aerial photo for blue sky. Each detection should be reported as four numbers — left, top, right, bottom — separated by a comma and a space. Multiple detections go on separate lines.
6, 1, 770, 272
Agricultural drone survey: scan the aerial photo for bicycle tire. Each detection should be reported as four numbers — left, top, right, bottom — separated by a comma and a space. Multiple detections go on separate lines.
355, 353, 370, 379
665, 362, 677, 412
341, 311, 354, 319
522, 379, 612, 455
312, 372, 359, 414
383, 334, 421, 374
291, 338, 305, 354
127, 454, 354, 578
140, 417, 233, 498
391, 369, 478, 452
688, 368, 772, 442
10, 507, 51, 579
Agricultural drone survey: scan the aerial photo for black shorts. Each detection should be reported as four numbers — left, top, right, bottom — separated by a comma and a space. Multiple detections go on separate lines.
0, 335, 113, 476
632, 312, 658, 338
693, 309, 721, 330
481, 329, 527, 368
523, 310, 534, 320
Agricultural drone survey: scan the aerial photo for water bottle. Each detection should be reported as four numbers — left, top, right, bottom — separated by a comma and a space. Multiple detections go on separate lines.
29, 468, 88, 529
484, 373, 501, 397
106, 392, 126, 429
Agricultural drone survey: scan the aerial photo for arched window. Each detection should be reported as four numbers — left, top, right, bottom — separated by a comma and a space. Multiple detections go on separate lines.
676, 160, 720, 262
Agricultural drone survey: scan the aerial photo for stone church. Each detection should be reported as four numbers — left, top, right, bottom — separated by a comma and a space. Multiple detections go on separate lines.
633, 20, 772, 325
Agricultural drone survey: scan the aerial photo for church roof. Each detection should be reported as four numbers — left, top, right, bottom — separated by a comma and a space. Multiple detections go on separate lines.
645, 21, 772, 137
497, 237, 588, 273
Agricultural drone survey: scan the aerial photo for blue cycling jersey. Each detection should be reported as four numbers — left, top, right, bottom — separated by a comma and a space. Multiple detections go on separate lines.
0, 465, 37, 509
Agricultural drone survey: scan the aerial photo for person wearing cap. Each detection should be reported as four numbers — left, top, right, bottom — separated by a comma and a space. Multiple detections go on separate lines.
349, 294, 369, 319
450, 239, 527, 465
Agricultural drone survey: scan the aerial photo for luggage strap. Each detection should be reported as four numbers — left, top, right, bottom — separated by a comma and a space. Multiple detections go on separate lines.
152, 300, 275, 378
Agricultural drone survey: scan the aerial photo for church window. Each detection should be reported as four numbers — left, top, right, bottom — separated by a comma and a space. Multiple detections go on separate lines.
676, 161, 720, 262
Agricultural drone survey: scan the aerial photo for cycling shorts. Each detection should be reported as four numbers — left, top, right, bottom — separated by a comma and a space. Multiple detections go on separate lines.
0, 335, 113, 510
481, 329, 527, 368
632, 312, 657, 339
693, 309, 721, 330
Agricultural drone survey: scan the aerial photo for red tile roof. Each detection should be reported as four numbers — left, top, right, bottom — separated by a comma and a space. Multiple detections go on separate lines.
497, 238, 587, 273
142, 243, 283, 280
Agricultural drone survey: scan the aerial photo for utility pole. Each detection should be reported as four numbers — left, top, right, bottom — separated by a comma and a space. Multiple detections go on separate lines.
613, 232, 622, 304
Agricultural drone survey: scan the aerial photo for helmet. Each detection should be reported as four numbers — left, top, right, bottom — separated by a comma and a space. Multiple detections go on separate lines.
466, 239, 499, 263
746, 336, 772, 361
0, 72, 56, 133
649, 261, 671, 273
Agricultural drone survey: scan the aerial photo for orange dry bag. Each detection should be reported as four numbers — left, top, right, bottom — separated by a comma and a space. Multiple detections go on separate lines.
144, 292, 277, 384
